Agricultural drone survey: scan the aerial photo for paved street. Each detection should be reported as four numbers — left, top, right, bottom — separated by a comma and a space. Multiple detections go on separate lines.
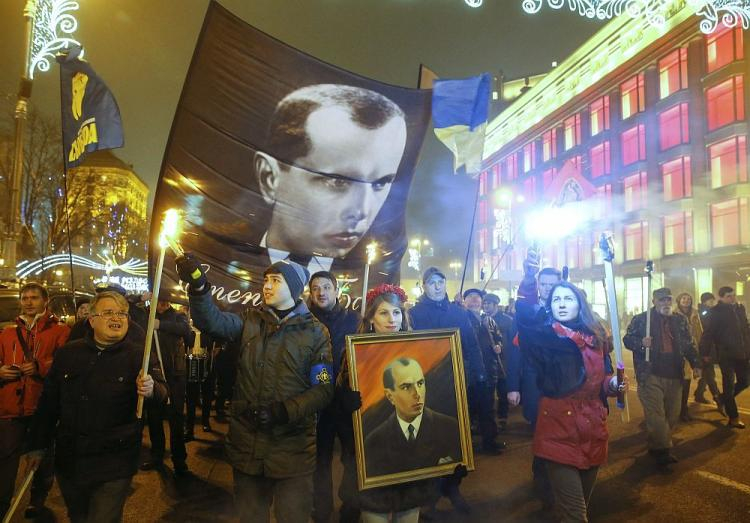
7, 359, 750, 522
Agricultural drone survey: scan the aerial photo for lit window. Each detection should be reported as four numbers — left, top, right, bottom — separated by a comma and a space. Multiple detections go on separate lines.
565, 235, 588, 269
621, 73, 645, 119
590, 96, 610, 136
479, 171, 487, 195
503, 153, 518, 181
659, 103, 690, 151
659, 48, 688, 99
706, 76, 745, 131
523, 176, 536, 201
542, 129, 557, 162
709, 136, 748, 188
711, 198, 750, 247
590, 141, 611, 178
625, 277, 649, 315
661, 157, 692, 201
624, 221, 649, 261
664, 211, 693, 255
706, 25, 744, 73
492, 164, 501, 188
479, 228, 488, 253
523, 142, 536, 172
479, 200, 487, 224
543, 168, 557, 190
623, 171, 647, 212
621, 124, 646, 166
564, 114, 581, 150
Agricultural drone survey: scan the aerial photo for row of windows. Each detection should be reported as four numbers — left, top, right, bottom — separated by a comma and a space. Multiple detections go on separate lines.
478, 134, 748, 215
482, 25, 745, 189
477, 197, 749, 265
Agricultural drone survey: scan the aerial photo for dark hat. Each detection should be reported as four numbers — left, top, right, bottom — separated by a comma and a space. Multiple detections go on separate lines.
482, 293, 500, 304
653, 287, 673, 300
265, 260, 310, 300
462, 288, 484, 299
95, 282, 127, 296
422, 266, 446, 284
700, 292, 715, 303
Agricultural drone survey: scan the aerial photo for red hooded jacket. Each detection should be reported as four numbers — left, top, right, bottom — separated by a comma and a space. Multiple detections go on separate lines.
0, 311, 70, 419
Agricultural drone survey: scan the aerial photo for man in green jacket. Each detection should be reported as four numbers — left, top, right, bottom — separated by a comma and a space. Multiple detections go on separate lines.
175, 255, 334, 523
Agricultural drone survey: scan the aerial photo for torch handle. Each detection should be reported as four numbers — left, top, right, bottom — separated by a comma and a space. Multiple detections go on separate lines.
360, 263, 370, 314
137, 246, 167, 418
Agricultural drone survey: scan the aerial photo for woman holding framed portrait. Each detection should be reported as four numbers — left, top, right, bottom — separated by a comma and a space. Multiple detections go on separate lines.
517, 280, 626, 523
336, 284, 438, 523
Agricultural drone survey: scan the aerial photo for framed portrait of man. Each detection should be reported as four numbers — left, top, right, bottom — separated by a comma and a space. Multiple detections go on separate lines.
346, 328, 474, 490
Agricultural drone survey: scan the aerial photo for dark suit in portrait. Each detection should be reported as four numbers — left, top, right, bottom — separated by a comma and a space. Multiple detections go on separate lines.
364, 407, 461, 477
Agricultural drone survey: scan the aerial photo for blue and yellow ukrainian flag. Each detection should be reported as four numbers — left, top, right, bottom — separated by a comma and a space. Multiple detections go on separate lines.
432, 73, 491, 176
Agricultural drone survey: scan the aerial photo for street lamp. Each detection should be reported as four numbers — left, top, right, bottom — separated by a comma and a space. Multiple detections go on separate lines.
4, 0, 81, 280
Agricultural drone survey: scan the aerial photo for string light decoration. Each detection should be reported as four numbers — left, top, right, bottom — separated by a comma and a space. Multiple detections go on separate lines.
519, 1, 750, 34
27, 0, 82, 79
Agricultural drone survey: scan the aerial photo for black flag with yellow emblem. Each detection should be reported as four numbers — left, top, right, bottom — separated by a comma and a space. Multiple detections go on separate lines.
58, 46, 124, 168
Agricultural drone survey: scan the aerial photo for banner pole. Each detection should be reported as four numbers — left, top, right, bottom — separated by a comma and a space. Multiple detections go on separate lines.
459, 176, 481, 297
58, 62, 76, 292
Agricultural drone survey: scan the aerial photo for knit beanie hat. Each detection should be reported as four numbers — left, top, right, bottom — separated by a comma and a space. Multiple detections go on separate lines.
264, 260, 310, 300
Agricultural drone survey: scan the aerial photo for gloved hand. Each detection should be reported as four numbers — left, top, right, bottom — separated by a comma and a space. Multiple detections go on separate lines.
175, 253, 207, 290
453, 464, 468, 479
255, 402, 289, 431
338, 389, 362, 414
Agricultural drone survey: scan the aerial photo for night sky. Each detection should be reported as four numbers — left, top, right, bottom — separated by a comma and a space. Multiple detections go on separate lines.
0, 0, 604, 256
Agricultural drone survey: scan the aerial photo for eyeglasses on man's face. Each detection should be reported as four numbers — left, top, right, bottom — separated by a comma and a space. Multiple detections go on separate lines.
90, 310, 129, 319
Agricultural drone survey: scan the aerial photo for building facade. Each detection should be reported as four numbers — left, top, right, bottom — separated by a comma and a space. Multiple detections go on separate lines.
477, 4, 749, 317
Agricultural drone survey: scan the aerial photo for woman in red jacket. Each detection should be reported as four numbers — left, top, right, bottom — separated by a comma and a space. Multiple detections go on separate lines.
518, 281, 626, 523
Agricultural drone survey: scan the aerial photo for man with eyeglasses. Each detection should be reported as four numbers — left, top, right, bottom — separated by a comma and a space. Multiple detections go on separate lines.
68, 282, 145, 343
25, 291, 167, 522
0, 282, 70, 519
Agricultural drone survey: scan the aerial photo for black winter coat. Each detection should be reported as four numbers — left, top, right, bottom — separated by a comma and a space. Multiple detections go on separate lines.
700, 302, 750, 362
409, 296, 485, 385
30, 335, 167, 484
309, 301, 360, 380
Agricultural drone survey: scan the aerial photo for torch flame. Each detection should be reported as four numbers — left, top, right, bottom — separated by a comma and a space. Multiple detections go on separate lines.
366, 241, 378, 265
159, 208, 184, 255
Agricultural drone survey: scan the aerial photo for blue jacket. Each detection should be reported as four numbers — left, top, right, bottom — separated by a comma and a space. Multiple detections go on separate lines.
408, 295, 485, 385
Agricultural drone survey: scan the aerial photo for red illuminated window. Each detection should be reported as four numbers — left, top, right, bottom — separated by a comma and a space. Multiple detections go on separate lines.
523, 142, 536, 172
709, 136, 748, 188
590, 96, 610, 136
659, 103, 690, 151
542, 129, 557, 162
565, 236, 588, 269
479, 200, 488, 224
621, 73, 645, 119
543, 168, 557, 190
590, 141, 611, 178
479, 171, 487, 195
503, 153, 518, 181
659, 48, 688, 99
711, 198, 750, 247
479, 228, 488, 253
621, 124, 646, 165
706, 25, 744, 73
624, 221, 649, 261
623, 171, 647, 212
491, 164, 501, 188
706, 76, 745, 131
564, 114, 581, 150
661, 157, 692, 201
664, 211, 694, 255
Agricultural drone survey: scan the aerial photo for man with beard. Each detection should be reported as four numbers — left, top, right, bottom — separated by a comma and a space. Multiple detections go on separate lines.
25, 291, 166, 522
175, 255, 333, 523
307, 271, 360, 523
624, 288, 700, 465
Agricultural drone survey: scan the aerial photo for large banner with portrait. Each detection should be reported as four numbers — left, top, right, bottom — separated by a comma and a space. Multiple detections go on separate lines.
150, 1, 432, 309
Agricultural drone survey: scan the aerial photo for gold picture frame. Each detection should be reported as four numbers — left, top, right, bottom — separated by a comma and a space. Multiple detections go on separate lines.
346, 328, 475, 490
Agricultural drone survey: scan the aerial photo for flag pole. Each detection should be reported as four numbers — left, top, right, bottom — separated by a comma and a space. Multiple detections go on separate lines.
57, 59, 76, 293
458, 176, 480, 297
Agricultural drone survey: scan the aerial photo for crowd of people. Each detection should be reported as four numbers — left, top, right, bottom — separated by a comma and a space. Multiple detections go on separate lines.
0, 249, 748, 523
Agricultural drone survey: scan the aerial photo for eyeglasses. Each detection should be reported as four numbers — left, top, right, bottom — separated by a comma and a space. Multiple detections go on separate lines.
91, 310, 129, 319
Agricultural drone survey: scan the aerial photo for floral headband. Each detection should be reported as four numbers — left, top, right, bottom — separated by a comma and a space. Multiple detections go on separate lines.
366, 283, 408, 305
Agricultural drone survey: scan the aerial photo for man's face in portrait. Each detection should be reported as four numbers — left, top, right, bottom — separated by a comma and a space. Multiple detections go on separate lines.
385, 360, 426, 423
258, 96, 407, 259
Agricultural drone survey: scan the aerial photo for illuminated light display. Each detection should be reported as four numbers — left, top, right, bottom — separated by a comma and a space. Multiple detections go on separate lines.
465, 0, 484, 6
16, 254, 147, 279
520, 0, 750, 35
28, 0, 82, 79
